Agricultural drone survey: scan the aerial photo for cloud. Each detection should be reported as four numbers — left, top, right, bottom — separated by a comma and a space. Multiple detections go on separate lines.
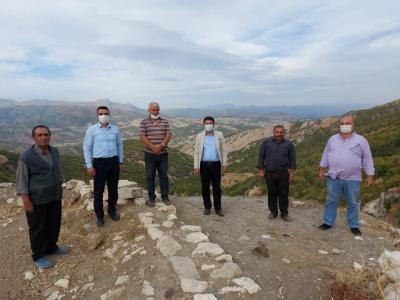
0, 0, 399, 107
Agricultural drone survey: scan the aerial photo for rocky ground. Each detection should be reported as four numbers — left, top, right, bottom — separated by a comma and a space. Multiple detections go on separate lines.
1, 182, 400, 300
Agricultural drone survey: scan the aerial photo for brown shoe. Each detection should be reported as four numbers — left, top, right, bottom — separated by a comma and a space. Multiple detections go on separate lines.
281, 214, 291, 222
204, 208, 211, 215
215, 210, 225, 217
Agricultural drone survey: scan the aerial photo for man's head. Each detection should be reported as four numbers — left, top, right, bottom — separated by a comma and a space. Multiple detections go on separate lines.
339, 115, 354, 134
203, 116, 215, 132
148, 102, 160, 119
97, 106, 110, 125
32, 125, 51, 147
273, 125, 285, 142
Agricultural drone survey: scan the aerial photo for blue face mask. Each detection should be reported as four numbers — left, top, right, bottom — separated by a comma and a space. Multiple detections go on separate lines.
205, 124, 214, 132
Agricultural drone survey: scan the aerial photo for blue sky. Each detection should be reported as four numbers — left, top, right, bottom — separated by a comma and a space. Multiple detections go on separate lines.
0, 0, 399, 108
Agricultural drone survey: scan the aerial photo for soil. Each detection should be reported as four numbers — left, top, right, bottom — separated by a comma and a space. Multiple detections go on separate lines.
0, 185, 397, 300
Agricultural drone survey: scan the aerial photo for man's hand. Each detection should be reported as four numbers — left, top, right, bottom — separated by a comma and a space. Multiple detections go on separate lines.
221, 166, 227, 175
21, 195, 33, 213
258, 169, 265, 178
366, 176, 374, 187
319, 168, 326, 180
288, 174, 295, 183
193, 168, 200, 175
119, 164, 124, 173
151, 144, 162, 155
87, 167, 96, 176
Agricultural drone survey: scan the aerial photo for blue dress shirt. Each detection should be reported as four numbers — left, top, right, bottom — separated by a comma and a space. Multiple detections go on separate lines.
83, 123, 123, 168
202, 134, 219, 161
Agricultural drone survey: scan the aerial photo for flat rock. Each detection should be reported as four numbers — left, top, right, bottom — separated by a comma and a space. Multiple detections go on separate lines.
135, 235, 146, 243
181, 278, 208, 293
87, 232, 106, 250
134, 198, 146, 206
318, 250, 329, 255
186, 232, 209, 243
54, 278, 69, 289
100, 287, 126, 300
201, 264, 216, 271
162, 220, 175, 228
118, 180, 138, 188
169, 256, 200, 279
25, 271, 34, 280
238, 235, 251, 241
156, 236, 182, 256
180, 225, 202, 232
215, 254, 233, 262
332, 248, 346, 255
147, 228, 164, 240
232, 277, 261, 294
142, 280, 155, 296
210, 262, 241, 279
192, 242, 225, 257
115, 275, 129, 286
167, 213, 177, 221
121, 255, 132, 264
219, 286, 246, 294
193, 294, 218, 300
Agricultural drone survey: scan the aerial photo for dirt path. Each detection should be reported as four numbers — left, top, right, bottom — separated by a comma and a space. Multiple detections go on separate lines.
0, 185, 397, 300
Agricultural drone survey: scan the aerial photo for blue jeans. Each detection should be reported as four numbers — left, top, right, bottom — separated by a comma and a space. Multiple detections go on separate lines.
144, 152, 169, 201
323, 177, 360, 228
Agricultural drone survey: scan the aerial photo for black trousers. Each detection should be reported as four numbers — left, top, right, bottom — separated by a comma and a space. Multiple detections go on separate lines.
93, 156, 119, 219
25, 200, 62, 261
265, 171, 289, 215
200, 161, 222, 211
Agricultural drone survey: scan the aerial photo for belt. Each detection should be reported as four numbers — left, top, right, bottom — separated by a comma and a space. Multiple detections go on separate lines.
201, 160, 220, 163
93, 156, 117, 161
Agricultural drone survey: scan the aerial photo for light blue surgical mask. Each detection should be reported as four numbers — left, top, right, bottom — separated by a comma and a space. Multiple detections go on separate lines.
205, 124, 214, 132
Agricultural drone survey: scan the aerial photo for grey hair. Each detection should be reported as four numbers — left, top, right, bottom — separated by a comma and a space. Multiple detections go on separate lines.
148, 101, 159, 108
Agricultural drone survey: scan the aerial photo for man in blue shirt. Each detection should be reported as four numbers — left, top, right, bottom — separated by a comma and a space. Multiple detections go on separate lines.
83, 106, 124, 227
194, 116, 228, 216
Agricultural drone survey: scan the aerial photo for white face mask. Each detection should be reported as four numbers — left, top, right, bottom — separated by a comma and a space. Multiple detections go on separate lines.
150, 114, 160, 120
205, 124, 214, 132
98, 114, 110, 124
340, 124, 353, 134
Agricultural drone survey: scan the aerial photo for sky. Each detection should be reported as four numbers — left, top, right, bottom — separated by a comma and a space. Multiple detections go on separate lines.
0, 0, 399, 108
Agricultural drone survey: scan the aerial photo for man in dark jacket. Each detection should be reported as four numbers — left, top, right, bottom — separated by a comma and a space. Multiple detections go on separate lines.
16, 125, 69, 269
258, 125, 296, 221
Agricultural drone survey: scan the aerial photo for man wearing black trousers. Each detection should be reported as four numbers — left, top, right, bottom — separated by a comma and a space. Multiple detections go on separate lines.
258, 125, 296, 221
16, 125, 69, 269
194, 116, 228, 216
83, 106, 124, 227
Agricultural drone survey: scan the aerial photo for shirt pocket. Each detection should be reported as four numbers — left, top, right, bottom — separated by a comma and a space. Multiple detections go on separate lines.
349, 143, 362, 158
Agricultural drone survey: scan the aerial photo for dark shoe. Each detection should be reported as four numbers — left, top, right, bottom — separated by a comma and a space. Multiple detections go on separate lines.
162, 198, 171, 205
281, 214, 291, 222
204, 208, 211, 215
145, 200, 155, 207
268, 212, 278, 220
319, 223, 332, 230
216, 210, 225, 217
96, 218, 105, 227
109, 213, 120, 221
351, 228, 362, 236
34, 256, 55, 269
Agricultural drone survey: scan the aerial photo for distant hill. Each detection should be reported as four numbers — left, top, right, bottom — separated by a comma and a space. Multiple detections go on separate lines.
225, 99, 400, 205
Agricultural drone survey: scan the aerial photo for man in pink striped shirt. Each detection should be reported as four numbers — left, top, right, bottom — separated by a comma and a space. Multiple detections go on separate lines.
139, 102, 172, 207
318, 115, 375, 236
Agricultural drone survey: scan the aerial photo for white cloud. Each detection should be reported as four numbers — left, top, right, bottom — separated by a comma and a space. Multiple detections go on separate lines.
0, 0, 399, 107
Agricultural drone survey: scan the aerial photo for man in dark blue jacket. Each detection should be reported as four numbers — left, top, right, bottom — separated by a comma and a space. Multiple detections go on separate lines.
258, 125, 296, 221
16, 125, 69, 269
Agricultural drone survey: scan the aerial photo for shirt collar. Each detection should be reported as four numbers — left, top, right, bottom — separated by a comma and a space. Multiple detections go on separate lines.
34, 144, 50, 155
272, 137, 285, 143
97, 122, 111, 128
